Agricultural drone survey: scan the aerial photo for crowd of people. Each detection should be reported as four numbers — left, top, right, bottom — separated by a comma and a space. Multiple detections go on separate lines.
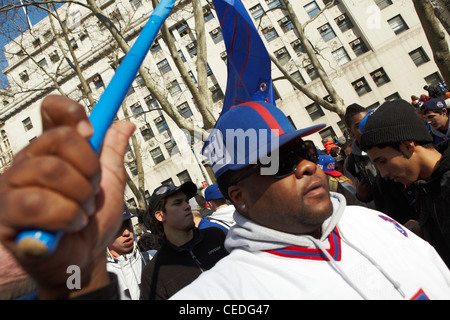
0, 89, 450, 300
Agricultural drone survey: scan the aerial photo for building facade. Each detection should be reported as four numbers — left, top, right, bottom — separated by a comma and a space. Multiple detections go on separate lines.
0, 0, 447, 210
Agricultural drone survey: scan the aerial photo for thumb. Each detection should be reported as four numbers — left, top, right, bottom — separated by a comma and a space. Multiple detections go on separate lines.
99, 120, 136, 178
94, 121, 136, 245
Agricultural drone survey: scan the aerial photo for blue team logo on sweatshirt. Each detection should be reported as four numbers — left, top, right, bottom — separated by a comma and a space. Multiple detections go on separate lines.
378, 215, 408, 238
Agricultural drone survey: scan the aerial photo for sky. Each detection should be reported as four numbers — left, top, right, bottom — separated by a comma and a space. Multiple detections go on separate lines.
0, 1, 51, 89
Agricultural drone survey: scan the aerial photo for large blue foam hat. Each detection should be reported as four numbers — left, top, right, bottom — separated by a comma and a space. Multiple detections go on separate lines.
202, 101, 325, 178
212, 0, 275, 115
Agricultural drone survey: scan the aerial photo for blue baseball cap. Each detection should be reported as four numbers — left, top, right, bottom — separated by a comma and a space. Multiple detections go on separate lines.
204, 184, 224, 201
202, 101, 325, 178
422, 98, 447, 111
318, 155, 342, 177
123, 204, 132, 221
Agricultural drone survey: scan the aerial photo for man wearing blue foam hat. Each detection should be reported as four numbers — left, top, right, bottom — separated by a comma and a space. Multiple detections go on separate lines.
171, 100, 450, 299
170, 0, 450, 300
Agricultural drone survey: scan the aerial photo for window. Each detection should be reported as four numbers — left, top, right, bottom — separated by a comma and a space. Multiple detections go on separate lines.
203, 5, 214, 22
206, 64, 213, 77
290, 71, 306, 88
323, 0, 339, 5
409, 47, 430, 66
177, 170, 192, 184
49, 50, 60, 63
92, 74, 104, 89
157, 59, 171, 75
287, 116, 297, 129
187, 41, 198, 57
168, 80, 182, 96
126, 86, 135, 97
305, 1, 320, 19
324, 95, 334, 104
130, 0, 142, 10
69, 38, 78, 50
319, 126, 337, 142
161, 178, 174, 186
385, 92, 401, 101
79, 30, 89, 42
266, 0, 281, 9
165, 140, 178, 156
110, 9, 123, 24
318, 24, 336, 42
174, 21, 190, 37
32, 38, 41, 48
332, 47, 351, 66
128, 160, 138, 176
19, 70, 29, 83
177, 102, 193, 118
130, 102, 144, 117
150, 41, 161, 53
262, 26, 279, 42
126, 198, 137, 209
350, 38, 369, 56
154, 116, 169, 133
425, 72, 443, 87
250, 4, 265, 20
37, 57, 48, 69
210, 27, 223, 44
22, 117, 33, 131
306, 64, 319, 81
145, 95, 159, 110
220, 51, 227, 64
335, 14, 354, 33
150, 147, 165, 165
211, 85, 224, 103
140, 124, 154, 141
306, 103, 324, 120
291, 39, 305, 56
275, 47, 291, 66
375, 0, 393, 10
43, 30, 53, 42
388, 15, 409, 35
352, 78, 372, 96
135, 74, 145, 88
370, 68, 390, 87
178, 50, 186, 62
188, 71, 197, 83
279, 16, 294, 33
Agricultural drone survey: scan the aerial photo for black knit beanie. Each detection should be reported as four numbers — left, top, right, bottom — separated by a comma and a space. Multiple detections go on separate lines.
360, 99, 433, 151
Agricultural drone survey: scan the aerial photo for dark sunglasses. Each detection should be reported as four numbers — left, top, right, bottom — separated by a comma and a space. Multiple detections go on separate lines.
230, 140, 318, 185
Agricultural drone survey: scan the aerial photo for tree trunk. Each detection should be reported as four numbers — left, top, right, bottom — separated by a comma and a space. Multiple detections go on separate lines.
413, 0, 450, 86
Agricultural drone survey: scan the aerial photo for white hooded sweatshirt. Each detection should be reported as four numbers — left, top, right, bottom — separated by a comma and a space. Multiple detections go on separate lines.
171, 193, 450, 300
208, 204, 236, 230
106, 243, 156, 300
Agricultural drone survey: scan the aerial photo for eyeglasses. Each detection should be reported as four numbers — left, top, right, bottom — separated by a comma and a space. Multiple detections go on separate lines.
230, 140, 318, 185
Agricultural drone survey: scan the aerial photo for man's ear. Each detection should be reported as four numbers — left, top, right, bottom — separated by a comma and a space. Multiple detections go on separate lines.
400, 141, 415, 159
228, 185, 249, 214
154, 210, 165, 223
347, 127, 354, 138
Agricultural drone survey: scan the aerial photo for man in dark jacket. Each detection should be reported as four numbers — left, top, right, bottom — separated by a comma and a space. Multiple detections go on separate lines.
343, 103, 418, 224
361, 99, 450, 268
140, 182, 228, 299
